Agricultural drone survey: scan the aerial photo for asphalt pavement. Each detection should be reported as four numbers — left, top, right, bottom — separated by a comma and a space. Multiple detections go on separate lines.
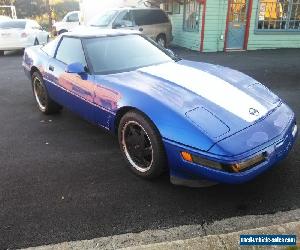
0, 49, 299, 249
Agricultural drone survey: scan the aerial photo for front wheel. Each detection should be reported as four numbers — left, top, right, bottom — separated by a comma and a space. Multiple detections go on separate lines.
0, 50, 4, 56
118, 111, 167, 179
31, 72, 62, 114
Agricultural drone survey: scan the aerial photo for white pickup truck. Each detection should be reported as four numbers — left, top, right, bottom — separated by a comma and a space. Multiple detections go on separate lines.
53, 11, 80, 35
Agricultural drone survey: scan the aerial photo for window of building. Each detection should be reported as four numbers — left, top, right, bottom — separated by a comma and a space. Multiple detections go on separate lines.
257, 0, 300, 31
163, 0, 173, 12
183, 0, 200, 32
173, 1, 181, 14
162, 0, 180, 14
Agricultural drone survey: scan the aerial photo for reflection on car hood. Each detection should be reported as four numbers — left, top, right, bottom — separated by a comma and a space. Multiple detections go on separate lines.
137, 60, 280, 139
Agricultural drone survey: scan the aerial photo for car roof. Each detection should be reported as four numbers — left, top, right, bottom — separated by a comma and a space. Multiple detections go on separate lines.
65, 26, 140, 38
98, 7, 163, 12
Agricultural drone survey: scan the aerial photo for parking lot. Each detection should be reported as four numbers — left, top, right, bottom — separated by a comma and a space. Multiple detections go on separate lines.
0, 49, 299, 249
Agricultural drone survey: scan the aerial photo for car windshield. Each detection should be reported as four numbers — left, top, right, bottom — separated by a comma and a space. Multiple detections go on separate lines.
84, 35, 174, 75
89, 10, 118, 27
0, 20, 26, 29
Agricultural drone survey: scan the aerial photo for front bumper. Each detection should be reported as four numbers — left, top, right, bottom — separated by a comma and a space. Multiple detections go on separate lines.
163, 117, 297, 185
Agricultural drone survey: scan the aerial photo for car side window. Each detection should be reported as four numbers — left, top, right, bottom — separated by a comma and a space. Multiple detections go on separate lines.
55, 37, 86, 66
151, 10, 169, 24
133, 9, 169, 26
133, 10, 148, 26
41, 36, 60, 57
113, 10, 134, 27
67, 13, 79, 22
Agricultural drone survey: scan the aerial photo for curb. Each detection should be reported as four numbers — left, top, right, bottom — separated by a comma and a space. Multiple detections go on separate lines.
24, 209, 300, 250
122, 221, 300, 250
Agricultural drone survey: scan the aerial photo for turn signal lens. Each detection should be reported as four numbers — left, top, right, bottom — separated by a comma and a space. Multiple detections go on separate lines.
181, 151, 193, 162
180, 151, 266, 173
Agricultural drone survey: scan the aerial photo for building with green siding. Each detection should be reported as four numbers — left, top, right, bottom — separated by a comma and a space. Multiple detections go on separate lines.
161, 0, 300, 52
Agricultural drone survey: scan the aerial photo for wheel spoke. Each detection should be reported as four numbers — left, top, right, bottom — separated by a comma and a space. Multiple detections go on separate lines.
143, 146, 152, 158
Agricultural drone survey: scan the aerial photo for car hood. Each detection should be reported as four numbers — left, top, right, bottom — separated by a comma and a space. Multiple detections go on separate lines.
137, 60, 280, 137
95, 60, 281, 149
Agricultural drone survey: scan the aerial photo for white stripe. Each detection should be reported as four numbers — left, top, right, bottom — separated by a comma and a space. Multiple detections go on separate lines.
140, 62, 268, 122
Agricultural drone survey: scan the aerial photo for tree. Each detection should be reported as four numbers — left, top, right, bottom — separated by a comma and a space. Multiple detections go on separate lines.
6, 0, 79, 30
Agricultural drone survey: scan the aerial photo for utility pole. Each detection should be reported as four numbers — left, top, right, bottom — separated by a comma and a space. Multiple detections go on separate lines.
45, 0, 52, 32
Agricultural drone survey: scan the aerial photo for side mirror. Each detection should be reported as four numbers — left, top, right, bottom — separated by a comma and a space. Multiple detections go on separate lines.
65, 62, 86, 74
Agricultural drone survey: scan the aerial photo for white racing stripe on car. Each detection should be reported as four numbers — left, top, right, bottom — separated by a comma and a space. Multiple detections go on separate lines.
139, 62, 268, 123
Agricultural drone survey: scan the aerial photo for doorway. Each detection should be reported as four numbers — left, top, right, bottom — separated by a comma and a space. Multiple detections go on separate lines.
225, 0, 251, 50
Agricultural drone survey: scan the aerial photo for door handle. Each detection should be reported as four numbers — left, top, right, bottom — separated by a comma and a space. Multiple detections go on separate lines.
139, 27, 143, 32
49, 65, 54, 71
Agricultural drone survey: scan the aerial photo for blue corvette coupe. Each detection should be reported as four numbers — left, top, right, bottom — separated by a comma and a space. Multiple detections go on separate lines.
23, 28, 297, 187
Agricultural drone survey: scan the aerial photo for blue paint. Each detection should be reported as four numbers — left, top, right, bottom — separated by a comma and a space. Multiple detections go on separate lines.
22, 30, 297, 185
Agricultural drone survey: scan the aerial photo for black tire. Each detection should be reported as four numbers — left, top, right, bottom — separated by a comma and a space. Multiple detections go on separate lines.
118, 111, 167, 179
156, 34, 167, 48
31, 72, 62, 114
34, 38, 39, 45
0, 50, 4, 56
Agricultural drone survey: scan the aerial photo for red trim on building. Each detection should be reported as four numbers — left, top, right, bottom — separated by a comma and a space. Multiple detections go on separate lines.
223, 0, 231, 51
200, 0, 207, 52
243, 0, 253, 50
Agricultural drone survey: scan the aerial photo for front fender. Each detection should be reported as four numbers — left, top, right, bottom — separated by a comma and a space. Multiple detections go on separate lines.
112, 85, 217, 152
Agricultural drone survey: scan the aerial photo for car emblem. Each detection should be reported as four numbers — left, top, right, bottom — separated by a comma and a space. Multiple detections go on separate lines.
249, 108, 260, 116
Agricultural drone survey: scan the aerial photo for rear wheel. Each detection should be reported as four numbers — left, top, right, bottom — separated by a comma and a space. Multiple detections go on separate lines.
0, 50, 4, 56
118, 111, 167, 179
31, 72, 62, 114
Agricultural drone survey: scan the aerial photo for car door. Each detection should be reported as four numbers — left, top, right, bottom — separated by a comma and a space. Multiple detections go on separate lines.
47, 36, 96, 122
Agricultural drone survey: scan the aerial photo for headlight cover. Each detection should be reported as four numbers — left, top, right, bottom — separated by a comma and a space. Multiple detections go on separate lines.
181, 151, 266, 173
